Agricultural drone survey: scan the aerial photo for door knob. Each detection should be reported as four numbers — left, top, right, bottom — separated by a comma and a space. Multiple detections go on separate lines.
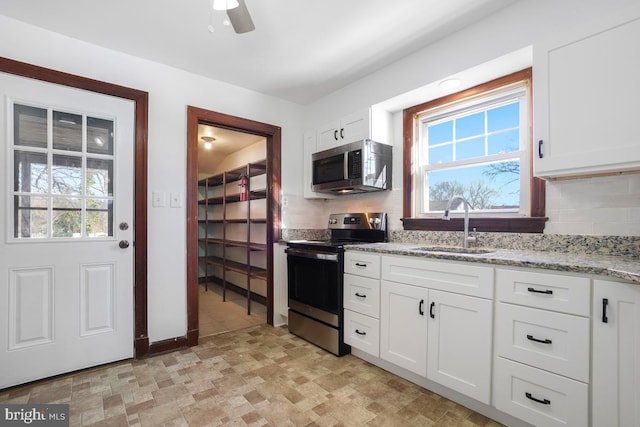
119, 240, 130, 249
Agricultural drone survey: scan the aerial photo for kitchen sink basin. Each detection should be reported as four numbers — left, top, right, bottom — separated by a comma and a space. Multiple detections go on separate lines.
412, 246, 494, 255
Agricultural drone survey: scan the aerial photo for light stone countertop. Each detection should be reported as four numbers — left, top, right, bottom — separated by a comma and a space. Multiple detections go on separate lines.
344, 242, 640, 285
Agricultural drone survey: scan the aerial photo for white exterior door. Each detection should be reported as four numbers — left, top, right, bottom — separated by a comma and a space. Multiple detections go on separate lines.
0, 72, 135, 388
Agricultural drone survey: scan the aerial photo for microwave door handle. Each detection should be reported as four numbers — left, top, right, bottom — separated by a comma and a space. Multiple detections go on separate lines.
344, 151, 349, 179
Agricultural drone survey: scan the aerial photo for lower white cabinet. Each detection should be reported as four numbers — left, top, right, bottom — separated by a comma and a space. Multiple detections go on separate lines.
494, 357, 589, 427
380, 279, 429, 376
592, 279, 640, 427
427, 289, 493, 404
379, 255, 494, 403
344, 309, 380, 357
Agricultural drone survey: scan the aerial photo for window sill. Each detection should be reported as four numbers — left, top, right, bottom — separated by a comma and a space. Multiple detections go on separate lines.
401, 217, 548, 233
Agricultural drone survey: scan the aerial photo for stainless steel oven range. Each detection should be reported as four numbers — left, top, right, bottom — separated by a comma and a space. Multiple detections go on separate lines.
286, 212, 387, 356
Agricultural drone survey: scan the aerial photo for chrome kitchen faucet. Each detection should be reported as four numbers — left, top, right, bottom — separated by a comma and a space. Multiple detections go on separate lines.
443, 195, 477, 249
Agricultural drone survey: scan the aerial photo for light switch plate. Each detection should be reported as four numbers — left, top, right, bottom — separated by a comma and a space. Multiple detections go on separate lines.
170, 193, 182, 208
152, 191, 166, 207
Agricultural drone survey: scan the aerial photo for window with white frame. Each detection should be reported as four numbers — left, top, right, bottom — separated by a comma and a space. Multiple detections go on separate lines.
11, 102, 115, 240
415, 81, 530, 217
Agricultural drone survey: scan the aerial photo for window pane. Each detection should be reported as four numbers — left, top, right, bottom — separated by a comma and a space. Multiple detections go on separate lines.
456, 136, 485, 161
456, 112, 484, 139
488, 102, 519, 132
14, 150, 48, 193
52, 197, 82, 237
428, 144, 452, 163
52, 111, 82, 152
428, 121, 452, 146
87, 117, 114, 155
488, 129, 519, 155
52, 154, 82, 195
14, 104, 47, 148
14, 195, 48, 238
427, 160, 520, 212
86, 158, 113, 196
86, 199, 113, 237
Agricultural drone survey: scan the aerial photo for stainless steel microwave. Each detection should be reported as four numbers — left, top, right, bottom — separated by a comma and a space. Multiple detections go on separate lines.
312, 139, 392, 194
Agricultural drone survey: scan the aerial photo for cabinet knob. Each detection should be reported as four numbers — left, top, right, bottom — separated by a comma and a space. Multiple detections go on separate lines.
334, 129, 338, 140
340, 128, 344, 139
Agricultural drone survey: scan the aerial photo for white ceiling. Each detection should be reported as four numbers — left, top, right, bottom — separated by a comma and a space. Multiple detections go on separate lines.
0, 0, 519, 105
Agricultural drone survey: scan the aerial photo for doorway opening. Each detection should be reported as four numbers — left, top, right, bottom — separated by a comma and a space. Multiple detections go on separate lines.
186, 107, 281, 345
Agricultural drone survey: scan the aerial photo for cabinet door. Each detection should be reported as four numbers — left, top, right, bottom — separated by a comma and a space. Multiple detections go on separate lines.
380, 280, 428, 376
340, 108, 370, 143
272, 243, 288, 325
427, 290, 493, 404
534, 9, 640, 178
303, 130, 333, 199
317, 119, 342, 150
592, 280, 640, 427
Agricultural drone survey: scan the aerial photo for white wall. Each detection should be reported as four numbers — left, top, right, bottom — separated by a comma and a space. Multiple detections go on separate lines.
293, 0, 640, 236
0, 15, 304, 342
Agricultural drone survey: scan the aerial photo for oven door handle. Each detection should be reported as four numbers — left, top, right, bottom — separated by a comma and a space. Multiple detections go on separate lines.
286, 248, 339, 262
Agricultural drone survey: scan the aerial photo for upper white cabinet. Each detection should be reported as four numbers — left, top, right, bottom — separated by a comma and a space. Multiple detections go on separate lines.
592, 279, 640, 427
302, 130, 334, 199
533, 7, 640, 178
317, 108, 371, 150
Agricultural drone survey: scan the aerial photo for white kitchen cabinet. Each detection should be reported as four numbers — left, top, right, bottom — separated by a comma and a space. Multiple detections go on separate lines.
592, 279, 640, 427
317, 108, 371, 150
344, 251, 381, 280
344, 251, 381, 357
302, 130, 334, 199
533, 7, 640, 178
380, 279, 429, 376
379, 254, 494, 401
494, 267, 591, 427
494, 357, 589, 427
427, 289, 493, 404
272, 243, 288, 326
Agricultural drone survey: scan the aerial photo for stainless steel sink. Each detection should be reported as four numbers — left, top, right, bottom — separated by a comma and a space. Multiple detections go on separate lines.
412, 246, 494, 255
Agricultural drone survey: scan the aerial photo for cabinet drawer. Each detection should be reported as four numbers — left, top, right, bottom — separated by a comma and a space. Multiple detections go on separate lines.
495, 303, 590, 382
381, 255, 493, 299
344, 310, 379, 357
345, 251, 381, 279
344, 273, 380, 318
496, 268, 590, 316
494, 357, 588, 427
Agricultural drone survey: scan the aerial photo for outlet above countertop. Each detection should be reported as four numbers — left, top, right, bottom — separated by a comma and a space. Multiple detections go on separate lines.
344, 242, 640, 285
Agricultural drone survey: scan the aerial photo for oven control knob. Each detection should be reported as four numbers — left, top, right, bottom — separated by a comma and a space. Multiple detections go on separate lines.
329, 218, 338, 225
369, 217, 381, 226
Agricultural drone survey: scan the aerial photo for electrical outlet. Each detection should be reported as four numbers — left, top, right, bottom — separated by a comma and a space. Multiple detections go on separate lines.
170, 193, 182, 208
282, 196, 289, 207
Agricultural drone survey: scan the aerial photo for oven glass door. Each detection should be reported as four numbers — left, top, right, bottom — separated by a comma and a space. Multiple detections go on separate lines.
287, 248, 341, 315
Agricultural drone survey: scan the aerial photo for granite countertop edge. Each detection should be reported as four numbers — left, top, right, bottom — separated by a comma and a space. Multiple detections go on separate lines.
343, 243, 640, 285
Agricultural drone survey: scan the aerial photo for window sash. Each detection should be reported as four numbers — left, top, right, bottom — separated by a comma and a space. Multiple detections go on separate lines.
414, 85, 530, 217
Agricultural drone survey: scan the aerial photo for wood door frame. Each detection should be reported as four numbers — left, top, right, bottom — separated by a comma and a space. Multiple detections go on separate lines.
0, 57, 150, 356
186, 106, 281, 345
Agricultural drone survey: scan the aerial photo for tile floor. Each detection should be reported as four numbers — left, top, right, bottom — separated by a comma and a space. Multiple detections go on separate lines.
1, 325, 503, 426
198, 283, 266, 338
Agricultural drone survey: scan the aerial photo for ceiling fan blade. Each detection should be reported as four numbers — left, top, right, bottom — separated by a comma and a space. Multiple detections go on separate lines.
227, 0, 255, 33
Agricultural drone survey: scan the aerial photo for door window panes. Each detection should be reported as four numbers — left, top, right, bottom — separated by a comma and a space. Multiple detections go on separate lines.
10, 102, 116, 240
52, 111, 82, 152
13, 104, 47, 148
14, 151, 48, 193
87, 117, 114, 155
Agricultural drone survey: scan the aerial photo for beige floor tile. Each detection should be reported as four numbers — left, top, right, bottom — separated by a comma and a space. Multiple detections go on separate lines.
2, 325, 504, 427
